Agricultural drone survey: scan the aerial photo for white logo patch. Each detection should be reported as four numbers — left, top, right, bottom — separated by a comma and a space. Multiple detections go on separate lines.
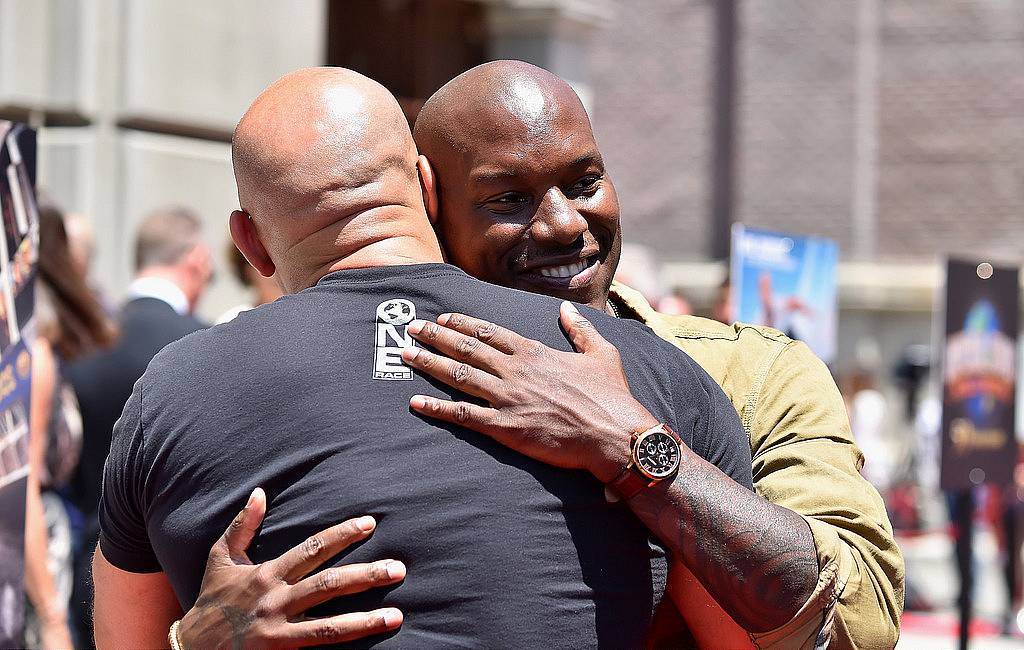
373, 298, 416, 380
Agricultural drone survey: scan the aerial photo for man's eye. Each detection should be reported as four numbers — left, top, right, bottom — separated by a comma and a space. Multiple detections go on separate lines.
485, 193, 529, 211
567, 176, 601, 198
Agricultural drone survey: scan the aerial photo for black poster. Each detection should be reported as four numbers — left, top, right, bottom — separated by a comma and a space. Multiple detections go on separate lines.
940, 258, 1019, 490
0, 121, 37, 648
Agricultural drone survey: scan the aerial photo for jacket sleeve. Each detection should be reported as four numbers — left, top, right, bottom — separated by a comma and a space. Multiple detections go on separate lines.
747, 340, 904, 650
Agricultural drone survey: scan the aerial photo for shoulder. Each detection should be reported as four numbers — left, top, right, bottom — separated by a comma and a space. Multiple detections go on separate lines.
609, 281, 788, 348
582, 302, 687, 360
610, 282, 833, 432
30, 338, 58, 396
141, 293, 303, 383
615, 297, 793, 392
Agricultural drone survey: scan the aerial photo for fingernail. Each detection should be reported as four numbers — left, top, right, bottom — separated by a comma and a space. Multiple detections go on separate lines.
437, 313, 451, 325
356, 516, 376, 531
401, 347, 420, 362
407, 319, 424, 334
563, 301, 579, 314
381, 608, 403, 628
386, 560, 406, 580
410, 395, 427, 410
246, 488, 259, 508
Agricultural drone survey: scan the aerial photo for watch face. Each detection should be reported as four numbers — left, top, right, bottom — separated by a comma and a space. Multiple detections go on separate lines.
634, 430, 681, 479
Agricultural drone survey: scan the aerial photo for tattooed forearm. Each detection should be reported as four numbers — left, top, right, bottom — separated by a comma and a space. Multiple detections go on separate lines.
630, 449, 819, 633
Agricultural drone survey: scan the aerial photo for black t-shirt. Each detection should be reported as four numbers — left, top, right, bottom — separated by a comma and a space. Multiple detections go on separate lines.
99, 263, 752, 648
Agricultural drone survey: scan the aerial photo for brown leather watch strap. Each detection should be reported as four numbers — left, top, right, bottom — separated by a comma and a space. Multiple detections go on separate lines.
608, 462, 656, 501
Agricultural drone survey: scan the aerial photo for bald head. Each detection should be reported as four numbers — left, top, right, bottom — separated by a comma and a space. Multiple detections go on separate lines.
414, 60, 590, 161
234, 67, 416, 214
231, 67, 440, 292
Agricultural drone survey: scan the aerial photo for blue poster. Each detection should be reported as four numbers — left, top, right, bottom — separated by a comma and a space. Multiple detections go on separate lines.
730, 224, 839, 363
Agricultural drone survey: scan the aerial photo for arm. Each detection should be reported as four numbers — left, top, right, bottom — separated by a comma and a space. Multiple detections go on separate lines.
664, 560, 751, 649
92, 547, 181, 648
177, 488, 405, 648
400, 303, 818, 633
99, 380, 406, 647
746, 340, 903, 648
95, 487, 405, 648
25, 340, 74, 649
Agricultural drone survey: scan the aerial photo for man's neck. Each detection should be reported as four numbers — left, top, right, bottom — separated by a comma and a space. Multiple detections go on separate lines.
293, 234, 445, 293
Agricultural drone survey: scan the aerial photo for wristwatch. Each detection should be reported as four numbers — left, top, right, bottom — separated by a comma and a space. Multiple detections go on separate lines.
606, 423, 682, 501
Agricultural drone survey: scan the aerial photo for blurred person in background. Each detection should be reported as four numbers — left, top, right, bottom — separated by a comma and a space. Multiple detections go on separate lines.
62, 211, 114, 317
215, 240, 282, 324
29, 203, 116, 648
62, 212, 94, 279
710, 275, 733, 325
657, 288, 692, 317
842, 368, 895, 495
66, 206, 210, 643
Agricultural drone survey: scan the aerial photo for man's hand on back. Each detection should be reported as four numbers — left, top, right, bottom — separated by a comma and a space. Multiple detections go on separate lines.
179, 488, 405, 649
401, 301, 658, 484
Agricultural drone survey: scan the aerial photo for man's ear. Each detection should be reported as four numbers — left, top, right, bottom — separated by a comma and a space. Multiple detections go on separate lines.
229, 210, 276, 277
417, 154, 439, 225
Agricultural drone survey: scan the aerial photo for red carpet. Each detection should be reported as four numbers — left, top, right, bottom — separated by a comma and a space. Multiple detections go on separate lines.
901, 612, 1002, 638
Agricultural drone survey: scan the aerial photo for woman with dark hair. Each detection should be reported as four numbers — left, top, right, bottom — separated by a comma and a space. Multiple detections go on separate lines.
26, 203, 115, 648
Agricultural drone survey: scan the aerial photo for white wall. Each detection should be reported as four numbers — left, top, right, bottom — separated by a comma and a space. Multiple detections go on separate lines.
121, 0, 326, 130
1, 0, 328, 321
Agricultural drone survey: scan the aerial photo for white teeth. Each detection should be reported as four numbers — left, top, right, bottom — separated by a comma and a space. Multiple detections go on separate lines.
539, 260, 587, 278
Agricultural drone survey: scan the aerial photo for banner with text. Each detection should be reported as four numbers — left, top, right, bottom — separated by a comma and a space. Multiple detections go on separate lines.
940, 258, 1018, 490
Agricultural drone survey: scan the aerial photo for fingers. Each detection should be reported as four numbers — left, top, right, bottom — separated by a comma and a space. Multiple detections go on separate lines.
400, 346, 503, 400
410, 395, 502, 434
406, 319, 505, 374
433, 313, 528, 355
285, 560, 406, 615
559, 301, 611, 355
287, 608, 403, 647
271, 516, 377, 583
221, 487, 266, 563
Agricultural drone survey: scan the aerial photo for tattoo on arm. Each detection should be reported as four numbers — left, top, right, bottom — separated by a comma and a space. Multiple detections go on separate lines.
630, 450, 819, 632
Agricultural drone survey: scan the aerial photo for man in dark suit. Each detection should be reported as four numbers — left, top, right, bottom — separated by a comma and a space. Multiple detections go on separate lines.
66, 206, 211, 642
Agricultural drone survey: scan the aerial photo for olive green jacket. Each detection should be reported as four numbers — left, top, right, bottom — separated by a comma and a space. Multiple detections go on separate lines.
609, 282, 904, 650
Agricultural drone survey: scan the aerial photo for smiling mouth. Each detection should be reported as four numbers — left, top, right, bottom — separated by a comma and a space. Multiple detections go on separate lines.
538, 258, 591, 278
518, 255, 601, 290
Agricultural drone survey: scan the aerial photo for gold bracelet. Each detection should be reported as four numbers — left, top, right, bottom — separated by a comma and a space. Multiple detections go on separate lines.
168, 619, 184, 650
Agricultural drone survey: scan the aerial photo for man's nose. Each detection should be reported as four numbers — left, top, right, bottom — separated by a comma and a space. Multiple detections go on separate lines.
530, 188, 588, 246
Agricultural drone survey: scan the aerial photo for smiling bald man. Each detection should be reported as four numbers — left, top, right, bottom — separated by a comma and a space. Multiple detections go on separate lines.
91, 67, 754, 649
409, 61, 902, 649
